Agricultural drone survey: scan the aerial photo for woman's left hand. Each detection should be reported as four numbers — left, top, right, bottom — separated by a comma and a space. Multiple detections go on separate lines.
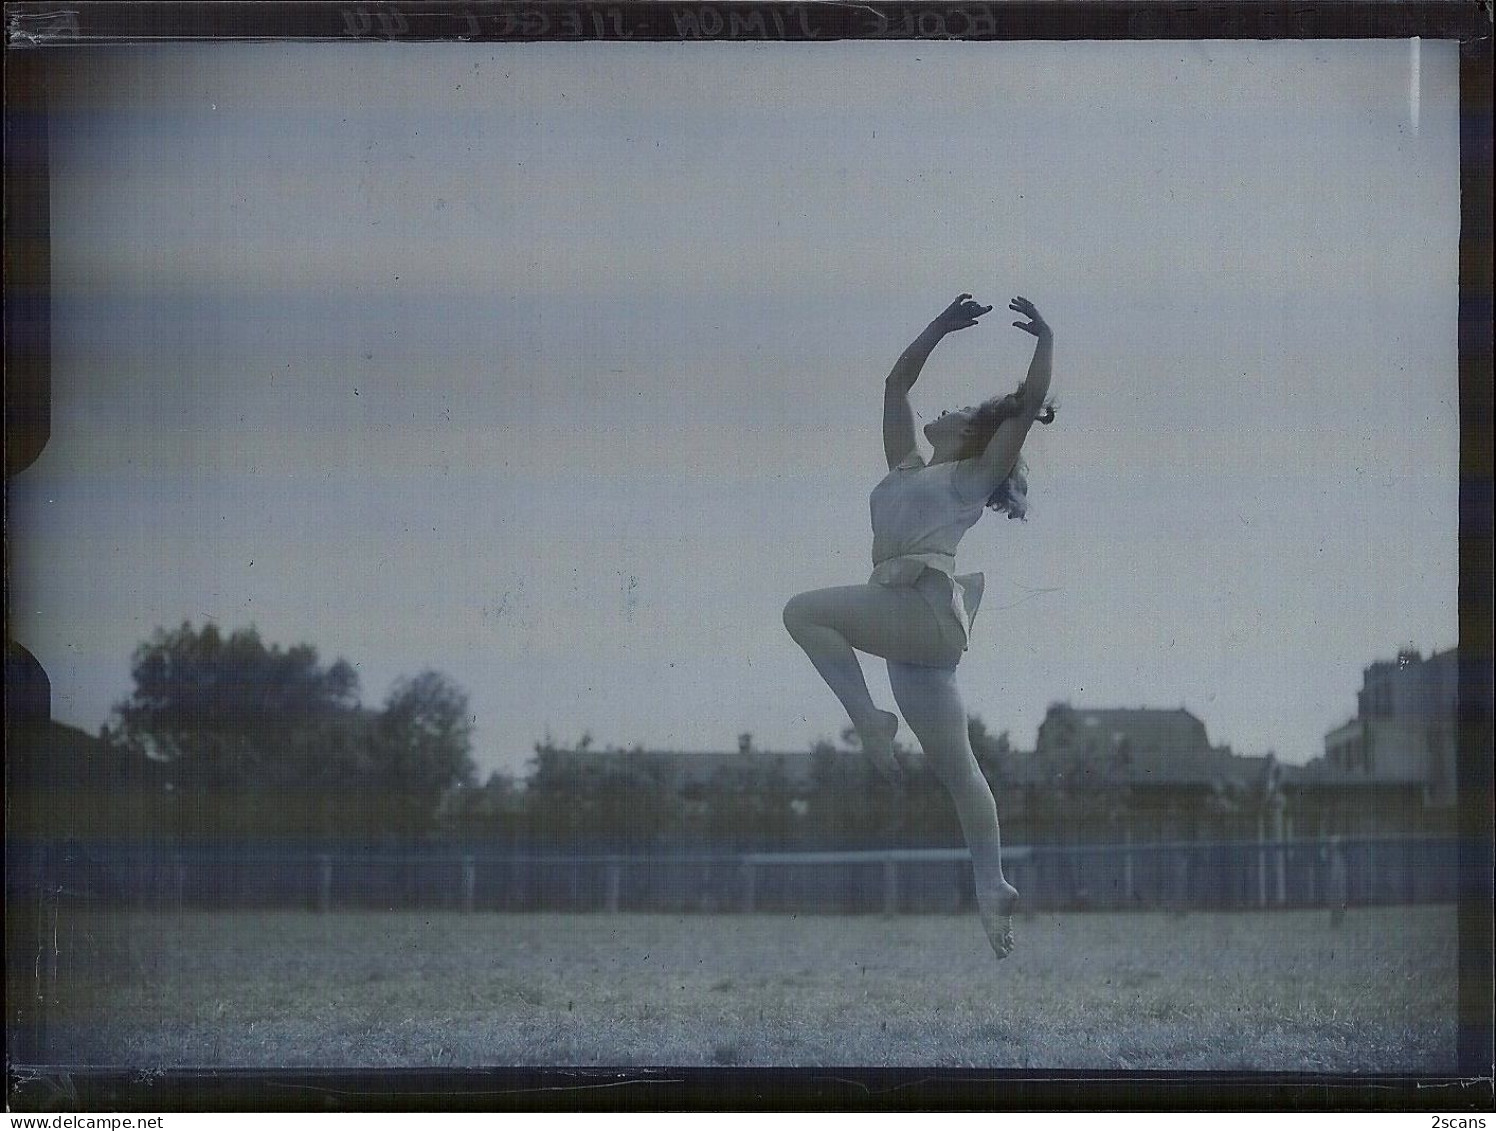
1009, 296, 1051, 342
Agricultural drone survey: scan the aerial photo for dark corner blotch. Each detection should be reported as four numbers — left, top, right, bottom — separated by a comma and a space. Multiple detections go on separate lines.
5, 639, 51, 727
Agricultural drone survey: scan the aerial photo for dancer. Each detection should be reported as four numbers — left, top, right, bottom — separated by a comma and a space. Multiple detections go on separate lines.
782, 293, 1054, 959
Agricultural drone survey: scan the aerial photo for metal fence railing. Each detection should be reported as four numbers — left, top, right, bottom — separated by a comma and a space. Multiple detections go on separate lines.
4, 837, 1462, 915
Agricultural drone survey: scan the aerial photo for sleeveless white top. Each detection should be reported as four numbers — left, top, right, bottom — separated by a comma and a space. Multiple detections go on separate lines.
868, 450, 986, 652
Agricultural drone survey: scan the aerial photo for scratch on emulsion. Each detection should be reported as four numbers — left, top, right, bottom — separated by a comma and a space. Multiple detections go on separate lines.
7, 9, 80, 45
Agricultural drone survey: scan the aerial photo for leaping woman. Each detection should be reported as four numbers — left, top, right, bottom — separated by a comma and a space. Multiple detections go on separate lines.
782, 293, 1055, 959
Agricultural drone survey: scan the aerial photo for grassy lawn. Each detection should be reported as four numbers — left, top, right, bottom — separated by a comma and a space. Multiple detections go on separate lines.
46, 905, 1456, 1070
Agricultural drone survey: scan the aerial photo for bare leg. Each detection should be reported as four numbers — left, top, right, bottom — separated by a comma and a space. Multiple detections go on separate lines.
887, 659, 1019, 959
783, 584, 958, 781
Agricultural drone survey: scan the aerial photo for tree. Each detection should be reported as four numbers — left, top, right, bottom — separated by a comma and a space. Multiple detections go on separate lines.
370, 670, 477, 839
525, 741, 589, 846
111, 622, 363, 839
523, 740, 686, 851
704, 750, 797, 851
807, 733, 905, 849
597, 748, 684, 850
439, 770, 524, 845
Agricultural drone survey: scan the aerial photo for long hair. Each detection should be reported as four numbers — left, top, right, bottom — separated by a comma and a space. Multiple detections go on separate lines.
962, 391, 1057, 520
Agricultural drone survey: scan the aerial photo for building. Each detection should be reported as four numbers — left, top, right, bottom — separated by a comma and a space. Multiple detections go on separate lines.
1001, 704, 1281, 843
522, 651, 1464, 848
1034, 705, 1216, 762
1306, 646, 1458, 835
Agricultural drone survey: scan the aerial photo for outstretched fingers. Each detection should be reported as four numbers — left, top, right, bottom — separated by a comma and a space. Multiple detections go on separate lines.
1009, 295, 1047, 337
940, 293, 994, 332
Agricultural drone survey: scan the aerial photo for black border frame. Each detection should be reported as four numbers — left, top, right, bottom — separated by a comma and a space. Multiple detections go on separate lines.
5, 0, 1492, 1112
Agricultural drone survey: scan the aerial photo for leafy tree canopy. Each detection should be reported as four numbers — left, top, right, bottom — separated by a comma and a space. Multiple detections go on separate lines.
110, 622, 474, 840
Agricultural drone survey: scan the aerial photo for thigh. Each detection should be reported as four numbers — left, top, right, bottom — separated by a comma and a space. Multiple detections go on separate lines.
786, 583, 958, 667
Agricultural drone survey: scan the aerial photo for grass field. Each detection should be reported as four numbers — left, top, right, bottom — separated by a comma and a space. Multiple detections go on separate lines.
47, 905, 1457, 1071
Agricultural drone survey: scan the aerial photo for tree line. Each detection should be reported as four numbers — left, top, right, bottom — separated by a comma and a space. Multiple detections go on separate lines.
13, 622, 1032, 850
12, 623, 475, 843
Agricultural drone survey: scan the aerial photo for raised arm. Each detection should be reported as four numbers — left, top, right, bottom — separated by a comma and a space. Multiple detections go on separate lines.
884, 294, 993, 469
969, 296, 1053, 488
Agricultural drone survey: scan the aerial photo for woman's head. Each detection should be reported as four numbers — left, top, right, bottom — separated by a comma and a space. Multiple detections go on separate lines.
922, 404, 982, 455
956, 393, 1025, 460
929, 388, 1057, 518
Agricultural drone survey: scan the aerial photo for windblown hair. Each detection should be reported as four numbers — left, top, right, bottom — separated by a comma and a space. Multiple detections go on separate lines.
959, 389, 1058, 520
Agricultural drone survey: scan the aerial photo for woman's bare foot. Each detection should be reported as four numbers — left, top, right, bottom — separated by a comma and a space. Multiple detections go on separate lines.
978, 879, 1020, 960
856, 709, 903, 783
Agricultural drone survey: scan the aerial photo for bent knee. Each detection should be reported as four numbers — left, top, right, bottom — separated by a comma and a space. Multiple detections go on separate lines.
782, 592, 813, 633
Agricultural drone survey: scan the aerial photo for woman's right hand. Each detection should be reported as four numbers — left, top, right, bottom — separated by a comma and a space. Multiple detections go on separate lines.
930, 293, 993, 335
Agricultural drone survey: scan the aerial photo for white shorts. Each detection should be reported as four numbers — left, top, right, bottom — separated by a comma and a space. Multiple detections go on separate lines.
869, 558, 985, 657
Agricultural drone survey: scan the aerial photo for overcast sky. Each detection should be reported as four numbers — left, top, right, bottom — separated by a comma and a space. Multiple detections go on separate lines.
11, 39, 1460, 778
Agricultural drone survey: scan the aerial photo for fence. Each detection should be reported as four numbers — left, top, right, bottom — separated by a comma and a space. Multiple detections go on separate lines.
5, 837, 1461, 915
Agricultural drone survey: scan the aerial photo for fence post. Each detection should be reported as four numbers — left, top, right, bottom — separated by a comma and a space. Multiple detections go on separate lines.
318, 854, 333, 914
741, 859, 757, 913
175, 854, 186, 910
882, 857, 899, 916
462, 856, 476, 913
1273, 839, 1287, 907
1328, 836, 1348, 923
1256, 844, 1267, 909
605, 857, 622, 913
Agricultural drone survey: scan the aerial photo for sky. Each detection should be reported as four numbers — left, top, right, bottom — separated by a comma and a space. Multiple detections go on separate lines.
10, 39, 1461, 779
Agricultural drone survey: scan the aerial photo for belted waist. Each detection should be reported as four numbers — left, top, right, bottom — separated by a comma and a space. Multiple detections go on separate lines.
869, 552, 957, 587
